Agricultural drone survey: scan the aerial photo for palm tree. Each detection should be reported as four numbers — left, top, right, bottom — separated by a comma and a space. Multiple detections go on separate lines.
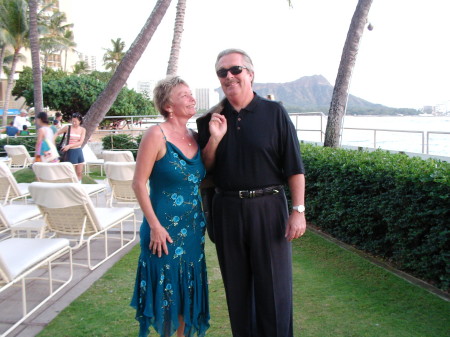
324, 0, 373, 147
0, 33, 6, 83
28, 0, 44, 113
61, 29, 76, 72
40, 10, 74, 69
103, 38, 126, 73
166, 0, 187, 75
72, 60, 89, 75
0, 0, 29, 126
83, 0, 173, 142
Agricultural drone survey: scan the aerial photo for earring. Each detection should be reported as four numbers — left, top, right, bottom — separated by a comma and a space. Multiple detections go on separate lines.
169, 112, 173, 119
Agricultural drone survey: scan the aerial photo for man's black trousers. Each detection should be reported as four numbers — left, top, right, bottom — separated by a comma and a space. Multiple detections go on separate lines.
212, 190, 294, 337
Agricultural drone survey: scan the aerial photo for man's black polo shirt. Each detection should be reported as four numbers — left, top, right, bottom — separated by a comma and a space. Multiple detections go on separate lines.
198, 93, 304, 191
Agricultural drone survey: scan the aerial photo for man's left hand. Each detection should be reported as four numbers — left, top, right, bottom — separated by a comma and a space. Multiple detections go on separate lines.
285, 212, 306, 241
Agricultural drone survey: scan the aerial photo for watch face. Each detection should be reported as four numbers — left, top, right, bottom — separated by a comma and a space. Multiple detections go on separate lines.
294, 205, 305, 213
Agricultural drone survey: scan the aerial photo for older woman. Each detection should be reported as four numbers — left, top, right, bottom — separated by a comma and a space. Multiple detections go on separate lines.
131, 76, 210, 337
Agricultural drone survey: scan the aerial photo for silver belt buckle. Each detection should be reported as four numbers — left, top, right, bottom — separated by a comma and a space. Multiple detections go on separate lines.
239, 190, 245, 198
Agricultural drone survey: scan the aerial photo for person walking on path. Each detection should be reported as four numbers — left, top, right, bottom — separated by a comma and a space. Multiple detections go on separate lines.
131, 76, 210, 337
197, 48, 306, 337
35, 112, 59, 163
54, 113, 86, 181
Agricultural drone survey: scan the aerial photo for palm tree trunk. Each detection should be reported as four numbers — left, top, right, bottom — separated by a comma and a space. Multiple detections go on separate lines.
324, 0, 373, 148
166, 0, 187, 75
2, 50, 19, 126
0, 45, 5, 81
28, 0, 44, 114
64, 49, 68, 71
83, 0, 173, 143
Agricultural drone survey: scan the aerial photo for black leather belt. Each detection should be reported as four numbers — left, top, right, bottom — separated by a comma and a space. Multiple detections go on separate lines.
215, 185, 283, 199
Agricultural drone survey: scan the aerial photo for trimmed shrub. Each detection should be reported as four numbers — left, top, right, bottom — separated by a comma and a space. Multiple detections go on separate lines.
301, 143, 450, 291
101, 134, 139, 159
0, 137, 36, 156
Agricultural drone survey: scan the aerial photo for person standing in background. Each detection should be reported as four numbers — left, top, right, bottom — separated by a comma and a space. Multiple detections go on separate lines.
54, 112, 63, 129
13, 109, 30, 131
54, 113, 86, 181
50, 120, 59, 134
197, 48, 306, 337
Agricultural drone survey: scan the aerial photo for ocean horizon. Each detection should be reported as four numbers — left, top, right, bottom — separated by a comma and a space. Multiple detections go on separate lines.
293, 115, 450, 158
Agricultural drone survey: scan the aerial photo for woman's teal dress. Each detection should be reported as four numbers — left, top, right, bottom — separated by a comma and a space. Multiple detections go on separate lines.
131, 134, 210, 337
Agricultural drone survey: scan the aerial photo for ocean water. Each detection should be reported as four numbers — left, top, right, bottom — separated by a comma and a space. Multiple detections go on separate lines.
292, 115, 450, 158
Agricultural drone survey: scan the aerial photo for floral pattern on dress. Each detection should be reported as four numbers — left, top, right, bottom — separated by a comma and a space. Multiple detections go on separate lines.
131, 140, 209, 337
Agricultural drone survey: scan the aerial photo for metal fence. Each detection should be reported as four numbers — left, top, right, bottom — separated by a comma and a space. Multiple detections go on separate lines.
2, 113, 449, 158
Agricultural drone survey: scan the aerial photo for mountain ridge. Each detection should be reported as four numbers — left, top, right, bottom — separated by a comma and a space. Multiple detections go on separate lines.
217, 75, 419, 115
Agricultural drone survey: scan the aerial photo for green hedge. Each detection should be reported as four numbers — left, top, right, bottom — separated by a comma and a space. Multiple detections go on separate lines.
101, 134, 139, 159
0, 137, 36, 156
301, 143, 450, 291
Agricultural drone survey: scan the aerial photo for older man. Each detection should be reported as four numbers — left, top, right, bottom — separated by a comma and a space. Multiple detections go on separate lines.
13, 109, 30, 131
197, 49, 306, 337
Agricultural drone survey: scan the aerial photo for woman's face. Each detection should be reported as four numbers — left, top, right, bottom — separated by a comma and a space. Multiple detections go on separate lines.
166, 84, 196, 119
71, 117, 81, 127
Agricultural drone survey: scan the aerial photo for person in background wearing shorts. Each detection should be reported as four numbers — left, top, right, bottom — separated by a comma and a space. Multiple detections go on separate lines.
54, 112, 86, 182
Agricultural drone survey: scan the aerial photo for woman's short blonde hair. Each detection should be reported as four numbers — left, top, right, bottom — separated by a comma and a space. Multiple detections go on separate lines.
153, 76, 188, 119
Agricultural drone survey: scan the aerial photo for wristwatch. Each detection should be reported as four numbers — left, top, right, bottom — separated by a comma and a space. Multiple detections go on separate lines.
293, 205, 305, 213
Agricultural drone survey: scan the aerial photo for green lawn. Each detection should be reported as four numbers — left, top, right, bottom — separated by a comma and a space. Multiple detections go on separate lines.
37, 231, 450, 337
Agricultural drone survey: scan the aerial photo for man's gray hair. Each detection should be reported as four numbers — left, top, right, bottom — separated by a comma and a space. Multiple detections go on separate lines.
153, 76, 189, 119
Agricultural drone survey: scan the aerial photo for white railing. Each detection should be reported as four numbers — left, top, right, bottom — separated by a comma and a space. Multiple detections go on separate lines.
1, 114, 449, 158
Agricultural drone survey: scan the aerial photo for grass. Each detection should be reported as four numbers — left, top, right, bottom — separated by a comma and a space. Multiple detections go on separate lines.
13, 167, 98, 184
36, 231, 450, 337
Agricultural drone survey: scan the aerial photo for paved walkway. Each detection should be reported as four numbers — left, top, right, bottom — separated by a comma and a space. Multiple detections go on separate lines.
0, 182, 143, 337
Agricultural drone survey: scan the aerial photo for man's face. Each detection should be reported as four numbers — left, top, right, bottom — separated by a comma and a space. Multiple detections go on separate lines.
216, 53, 253, 100
20, 112, 27, 117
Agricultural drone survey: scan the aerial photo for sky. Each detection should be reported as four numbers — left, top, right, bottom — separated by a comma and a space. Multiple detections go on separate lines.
60, 0, 450, 110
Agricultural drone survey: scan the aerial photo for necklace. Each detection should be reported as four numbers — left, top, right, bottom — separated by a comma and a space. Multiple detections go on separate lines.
171, 128, 192, 146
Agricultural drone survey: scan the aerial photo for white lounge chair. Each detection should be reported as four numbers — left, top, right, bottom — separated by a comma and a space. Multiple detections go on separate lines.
4, 145, 34, 170
0, 204, 45, 239
104, 162, 140, 207
0, 162, 30, 205
102, 150, 135, 162
29, 182, 136, 270
0, 157, 11, 168
82, 145, 104, 176
32, 162, 107, 205
0, 238, 72, 337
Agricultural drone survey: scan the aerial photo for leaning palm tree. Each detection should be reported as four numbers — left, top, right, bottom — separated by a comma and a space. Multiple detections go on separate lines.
0, 0, 29, 126
28, 0, 44, 113
324, 0, 373, 147
103, 38, 126, 74
83, 0, 173, 142
166, 0, 187, 75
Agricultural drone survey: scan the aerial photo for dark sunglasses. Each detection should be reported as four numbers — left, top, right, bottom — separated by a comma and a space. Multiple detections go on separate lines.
216, 65, 248, 78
